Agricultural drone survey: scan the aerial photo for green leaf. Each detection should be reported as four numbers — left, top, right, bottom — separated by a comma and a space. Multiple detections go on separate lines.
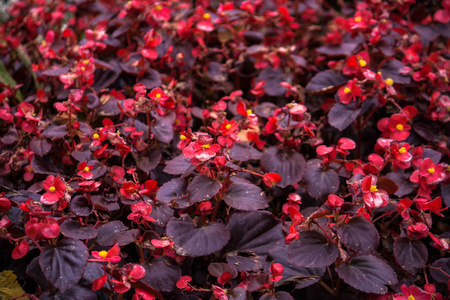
0, 270, 29, 300
0, 59, 23, 101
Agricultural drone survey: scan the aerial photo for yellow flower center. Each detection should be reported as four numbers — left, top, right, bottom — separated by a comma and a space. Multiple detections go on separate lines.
156, 93, 161, 98
175, 119, 180, 124
408, 295, 415, 300
370, 185, 378, 193
201, 144, 210, 150
385, 78, 394, 86
180, 134, 186, 140
428, 167, 435, 174
354, 16, 362, 22
93, 133, 100, 139
358, 58, 367, 67
28, 166, 34, 172
399, 147, 406, 153
98, 250, 108, 258
344, 87, 351, 94
81, 66, 86, 72
41, 41, 47, 47
83, 59, 89, 65
396, 124, 404, 131
246, 109, 252, 115
203, 13, 211, 19
84, 166, 90, 172
49, 186, 56, 192
156, 5, 163, 11
225, 124, 231, 129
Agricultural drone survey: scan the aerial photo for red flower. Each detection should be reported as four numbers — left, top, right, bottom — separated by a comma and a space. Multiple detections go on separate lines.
111, 278, 130, 293
92, 275, 107, 291
377, 114, 411, 141
361, 176, 389, 209
140, 180, 159, 196
236, 101, 252, 117
397, 198, 413, 221
77, 180, 101, 193
15, 102, 39, 121
120, 181, 140, 199
394, 284, 435, 300
12, 240, 29, 259
219, 119, 239, 137
182, 133, 221, 164
82, 21, 108, 50
250, 80, 266, 97
0, 194, 11, 213
336, 137, 356, 157
402, 41, 422, 65
148, 87, 169, 102
316, 145, 336, 165
407, 222, 429, 240
327, 194, 344, 208
176, 275, 192, 291
38, 30, 55, 58
418, 158, 446, 185
391, 142, 412, 170
289, 103, 307, 121
133, 288, 156, 300
41, 175, 66, 205
337, 79, 362, 104
151, 4, 171, 21
110, 166, 125, 183
416, 196, 447, 217
89, 243, 121, 263
345, 10, 375, 33
25, 217, 60, 240
269, 263, 284, 282
263, 173, 282, 188
77, 161, 94, 179
142, 29, 162, 60
23, 164, 34, 182
126, 264, 146, 282
282, 193, 302, 214
286, 225, 299, 244
342, 51, 370, 77
247, 131, 266, 150
195, 7, 214, 32
127, 202, 156, 224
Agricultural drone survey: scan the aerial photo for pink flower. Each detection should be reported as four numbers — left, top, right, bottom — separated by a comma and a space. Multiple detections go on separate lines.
391, 142, 412, 170
377, 114, 411, 141
418, 158, 446, 185
41, 176, 66, 205
148, 87, 169, 102
89, 244, 121, 263
127, 202, 156, 224
361, 175, 389, 209
394, 284, 435, 300
77, 161, 93, 179
182, 133, 221, 164
407, 222, 429, 239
